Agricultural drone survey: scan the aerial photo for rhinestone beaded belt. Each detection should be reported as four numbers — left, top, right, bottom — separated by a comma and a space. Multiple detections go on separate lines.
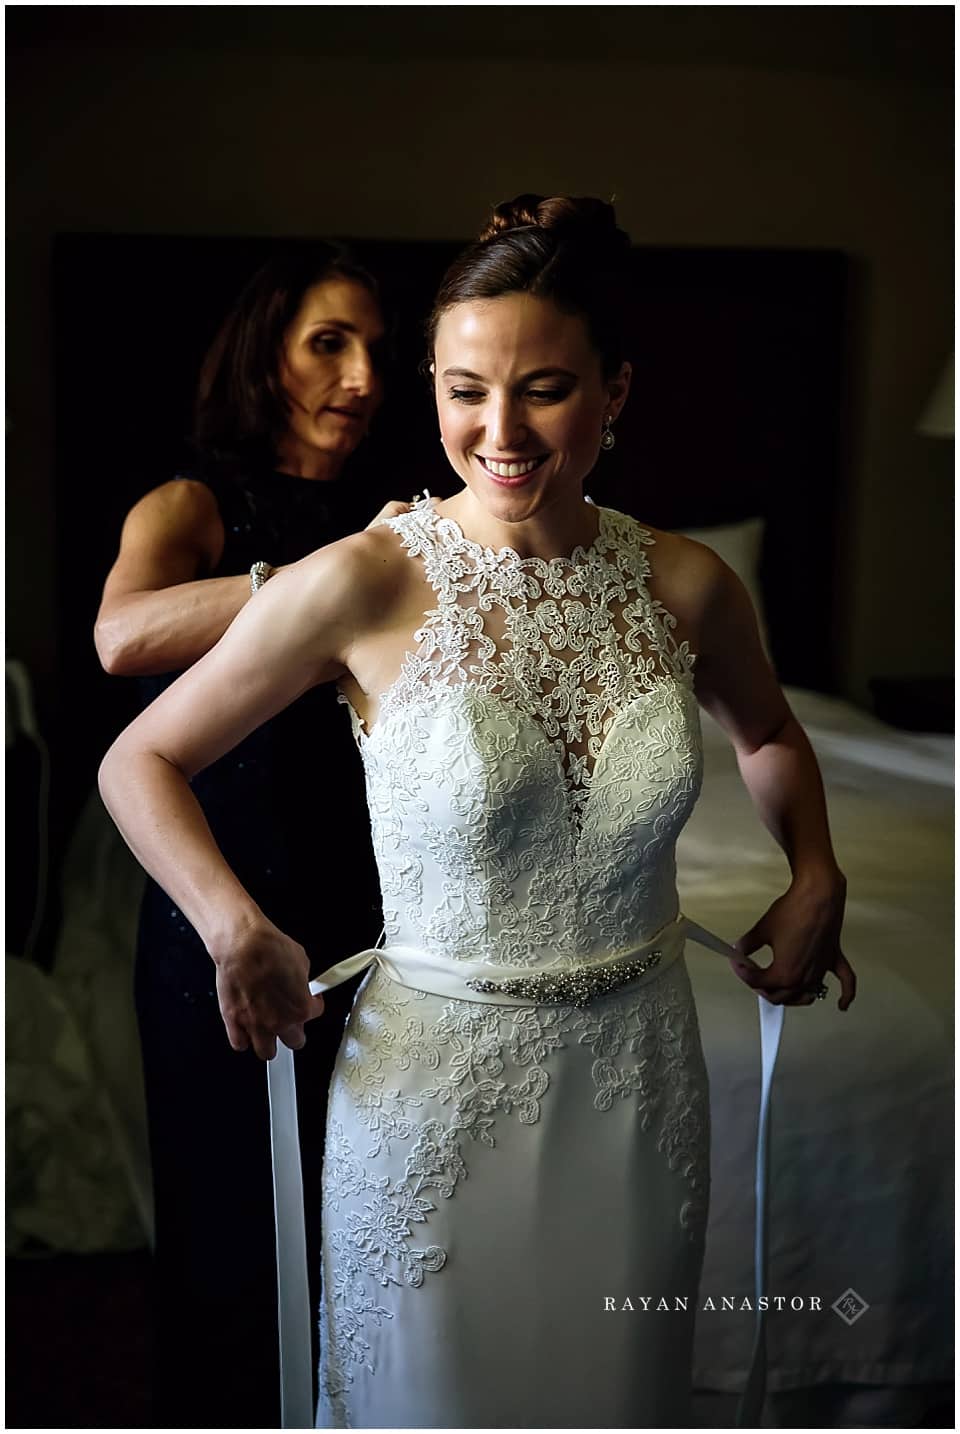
305, 917, 688, 1012
464, 945, 663, 1008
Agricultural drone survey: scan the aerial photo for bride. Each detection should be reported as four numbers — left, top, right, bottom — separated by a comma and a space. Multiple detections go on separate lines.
99, 193, 853, 1428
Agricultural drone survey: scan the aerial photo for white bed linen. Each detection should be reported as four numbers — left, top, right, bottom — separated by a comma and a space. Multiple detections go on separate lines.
681, 687, 953, 1395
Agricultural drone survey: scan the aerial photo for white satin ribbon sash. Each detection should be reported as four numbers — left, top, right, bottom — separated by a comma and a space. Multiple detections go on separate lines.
266, 916, 784, 1429
314, 915, 688, 1008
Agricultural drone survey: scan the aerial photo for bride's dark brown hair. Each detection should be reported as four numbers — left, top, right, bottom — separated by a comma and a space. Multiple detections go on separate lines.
427, 193, 633, 379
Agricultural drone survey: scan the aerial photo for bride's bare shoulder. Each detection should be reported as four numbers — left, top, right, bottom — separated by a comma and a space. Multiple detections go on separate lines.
624, 515, 721, 582
289, 520, 414, 627
619, 514, 726, 631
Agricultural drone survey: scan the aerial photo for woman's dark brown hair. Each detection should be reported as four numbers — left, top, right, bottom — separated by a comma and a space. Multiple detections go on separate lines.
192, 242, 382, 476
427, 193, 633, 379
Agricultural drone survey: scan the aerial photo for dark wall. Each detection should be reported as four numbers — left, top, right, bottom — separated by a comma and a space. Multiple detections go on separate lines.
6, 8, 954, 949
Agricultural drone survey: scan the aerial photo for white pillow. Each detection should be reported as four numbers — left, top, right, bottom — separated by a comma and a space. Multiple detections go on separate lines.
677, 517, 771, 656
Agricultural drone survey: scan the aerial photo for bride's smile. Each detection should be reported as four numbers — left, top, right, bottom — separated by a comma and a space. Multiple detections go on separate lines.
432, 290, 630, 558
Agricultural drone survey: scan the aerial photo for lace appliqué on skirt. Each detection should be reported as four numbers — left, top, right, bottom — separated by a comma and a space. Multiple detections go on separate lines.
319, 961, 710, 1410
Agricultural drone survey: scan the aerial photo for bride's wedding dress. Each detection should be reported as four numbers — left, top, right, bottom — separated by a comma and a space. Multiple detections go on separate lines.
267, 498, 782, 1428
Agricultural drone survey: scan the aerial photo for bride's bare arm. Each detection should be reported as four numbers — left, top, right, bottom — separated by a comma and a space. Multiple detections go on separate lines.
690, 549, 853, 1010
98, 532, 388, 1058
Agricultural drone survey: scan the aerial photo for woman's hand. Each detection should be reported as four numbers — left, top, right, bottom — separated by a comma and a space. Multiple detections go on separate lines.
365, 495, 437, 530
211, 915, 326, 1061
730, 872, 856, 1011
365, 499, 412, 530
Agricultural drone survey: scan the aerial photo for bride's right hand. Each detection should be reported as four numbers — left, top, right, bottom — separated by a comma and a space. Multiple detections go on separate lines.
212, 917, 326, 1061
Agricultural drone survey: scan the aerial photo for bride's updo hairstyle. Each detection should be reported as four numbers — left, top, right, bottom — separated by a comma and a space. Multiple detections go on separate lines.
427, 193, 633, 380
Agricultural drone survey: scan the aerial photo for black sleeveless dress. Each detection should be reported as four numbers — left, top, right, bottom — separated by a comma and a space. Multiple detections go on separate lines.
134, 467, 382, 1428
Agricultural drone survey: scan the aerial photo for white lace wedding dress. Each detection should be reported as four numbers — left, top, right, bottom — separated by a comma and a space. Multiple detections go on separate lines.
314, 498, 713, 1428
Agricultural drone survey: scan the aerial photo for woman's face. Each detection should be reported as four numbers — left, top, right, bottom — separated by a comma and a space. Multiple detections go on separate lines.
433, 292, 630, 522
277, 276, 386, 475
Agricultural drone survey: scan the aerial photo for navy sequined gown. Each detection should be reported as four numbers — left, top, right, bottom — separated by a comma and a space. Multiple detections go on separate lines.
134, 467, 382, 1428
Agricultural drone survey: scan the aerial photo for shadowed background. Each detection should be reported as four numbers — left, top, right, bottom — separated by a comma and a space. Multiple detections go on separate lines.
6, 6, 954, 1429
8, 5, 954, 858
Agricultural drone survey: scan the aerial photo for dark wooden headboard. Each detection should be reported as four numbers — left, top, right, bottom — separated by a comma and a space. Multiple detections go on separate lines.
52, 235, 852, 808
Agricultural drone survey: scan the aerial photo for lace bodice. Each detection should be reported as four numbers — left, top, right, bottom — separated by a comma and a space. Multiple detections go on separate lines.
338, 499, 703, 968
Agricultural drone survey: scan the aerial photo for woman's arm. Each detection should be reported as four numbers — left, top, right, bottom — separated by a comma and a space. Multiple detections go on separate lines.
95, 481, 416, 678
98, 532, 388, 1057
691, 554, 855, 1010
93, 480, 254, 676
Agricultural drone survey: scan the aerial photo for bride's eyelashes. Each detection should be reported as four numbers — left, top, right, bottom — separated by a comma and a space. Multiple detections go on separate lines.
447, 387, 573, 404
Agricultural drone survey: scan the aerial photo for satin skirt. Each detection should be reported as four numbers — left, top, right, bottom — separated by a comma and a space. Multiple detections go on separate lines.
316, 952, 711, 1429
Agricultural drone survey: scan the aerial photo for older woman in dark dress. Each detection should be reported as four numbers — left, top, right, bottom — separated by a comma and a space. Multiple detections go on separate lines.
95, 244, 407, 1427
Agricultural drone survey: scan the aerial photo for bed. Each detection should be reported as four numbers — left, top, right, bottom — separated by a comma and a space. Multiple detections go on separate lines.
21, 236, 953, 1426
634, 509, 954, 1423
682, 680, 953, 1423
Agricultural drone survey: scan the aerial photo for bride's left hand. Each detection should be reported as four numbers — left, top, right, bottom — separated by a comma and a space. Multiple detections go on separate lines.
730, 874, 856, 1011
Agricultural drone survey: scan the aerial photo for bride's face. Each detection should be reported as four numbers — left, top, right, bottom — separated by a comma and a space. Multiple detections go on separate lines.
433, 293, 630, 522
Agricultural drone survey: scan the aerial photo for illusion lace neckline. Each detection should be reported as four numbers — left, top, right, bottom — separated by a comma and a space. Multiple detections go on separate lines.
424, 498, 610, 569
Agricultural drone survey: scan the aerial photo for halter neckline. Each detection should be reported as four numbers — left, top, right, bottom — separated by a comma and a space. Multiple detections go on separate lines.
416, 495, 608, 570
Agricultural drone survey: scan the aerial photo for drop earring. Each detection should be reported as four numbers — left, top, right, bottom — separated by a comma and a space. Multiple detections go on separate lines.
600, 414, 616, 451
